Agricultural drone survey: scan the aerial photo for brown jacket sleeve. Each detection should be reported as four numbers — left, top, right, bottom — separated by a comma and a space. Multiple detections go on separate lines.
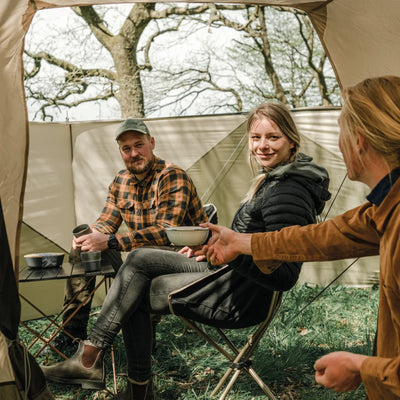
361, 356, 400, 399
251, 202, 380, 274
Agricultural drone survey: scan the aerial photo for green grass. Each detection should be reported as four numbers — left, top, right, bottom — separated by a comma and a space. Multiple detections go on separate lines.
19, 284, 379, 399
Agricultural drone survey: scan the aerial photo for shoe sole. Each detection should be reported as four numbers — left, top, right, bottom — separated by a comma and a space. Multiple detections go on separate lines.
45, 375, 105, 390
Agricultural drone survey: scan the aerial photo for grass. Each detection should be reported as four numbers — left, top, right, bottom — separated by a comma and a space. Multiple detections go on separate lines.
19, 283, 379, 399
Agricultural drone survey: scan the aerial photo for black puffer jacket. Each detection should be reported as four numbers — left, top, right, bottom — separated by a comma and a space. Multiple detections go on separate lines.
170, 153, 331, 328
230, 152, 331, 291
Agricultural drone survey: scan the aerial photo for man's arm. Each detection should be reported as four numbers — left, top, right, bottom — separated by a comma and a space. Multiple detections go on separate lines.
104, 167, 205, 252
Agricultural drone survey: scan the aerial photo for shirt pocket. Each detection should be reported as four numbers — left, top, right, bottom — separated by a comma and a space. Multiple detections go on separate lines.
116, 198, 134, 211
120, 199, 156, 220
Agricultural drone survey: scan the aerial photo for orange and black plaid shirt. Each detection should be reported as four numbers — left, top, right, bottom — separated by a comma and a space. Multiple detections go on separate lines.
91, 156, 207, 251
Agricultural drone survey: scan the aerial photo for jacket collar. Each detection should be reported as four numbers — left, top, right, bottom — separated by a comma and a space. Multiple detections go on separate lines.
373, 175, 400, 233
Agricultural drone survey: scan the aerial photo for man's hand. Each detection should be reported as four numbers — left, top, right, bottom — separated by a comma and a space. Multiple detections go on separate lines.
178, 246, 206, 261
314, 351, 367, 392
73, 229, 109, 252
201, 223, 252, 266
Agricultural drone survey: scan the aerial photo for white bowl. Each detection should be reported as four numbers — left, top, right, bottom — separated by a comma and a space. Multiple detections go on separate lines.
165, 226, 209, 246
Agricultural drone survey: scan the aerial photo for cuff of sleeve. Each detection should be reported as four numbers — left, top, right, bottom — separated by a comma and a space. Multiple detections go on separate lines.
251, 233, 280, 274
361, 356, 400, 393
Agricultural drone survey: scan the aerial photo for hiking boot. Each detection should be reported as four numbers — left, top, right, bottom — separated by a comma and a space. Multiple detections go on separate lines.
108, 377, 155, 400
41, 340, 105, 390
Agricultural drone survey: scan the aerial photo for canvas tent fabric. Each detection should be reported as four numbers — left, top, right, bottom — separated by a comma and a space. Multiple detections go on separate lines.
2, 0, 400, 279
0, 201, 53, 400
0, 0, 395, 396
19, 109, 379, 321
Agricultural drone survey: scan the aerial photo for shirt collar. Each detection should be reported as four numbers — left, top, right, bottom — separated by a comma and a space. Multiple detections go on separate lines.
366, 167, 400, 206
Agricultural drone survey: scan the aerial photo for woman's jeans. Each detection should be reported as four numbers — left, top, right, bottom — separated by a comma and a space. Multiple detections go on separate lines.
88, 247, 211, 381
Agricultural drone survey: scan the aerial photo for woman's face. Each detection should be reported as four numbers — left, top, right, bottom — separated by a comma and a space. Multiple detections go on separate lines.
249, 117, 294, 170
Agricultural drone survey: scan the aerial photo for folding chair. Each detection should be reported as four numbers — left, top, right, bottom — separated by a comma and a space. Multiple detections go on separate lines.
177, 290, 282, 400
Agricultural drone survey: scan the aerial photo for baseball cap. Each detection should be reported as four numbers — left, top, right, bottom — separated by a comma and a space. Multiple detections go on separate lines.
115, 119, 150, 140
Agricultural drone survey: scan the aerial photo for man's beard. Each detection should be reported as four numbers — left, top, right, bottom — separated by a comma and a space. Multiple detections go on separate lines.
127, 157, 153, 176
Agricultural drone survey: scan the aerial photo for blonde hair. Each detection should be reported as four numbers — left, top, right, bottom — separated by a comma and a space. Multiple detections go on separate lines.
243, 102, 301, 203
340, 76, 400, 170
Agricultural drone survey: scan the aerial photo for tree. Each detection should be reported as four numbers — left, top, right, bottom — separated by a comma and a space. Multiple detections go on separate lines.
24, 4, 340, 121
24, 3, 212, 120
186, 5, 340, 109
139, 4, 340, 117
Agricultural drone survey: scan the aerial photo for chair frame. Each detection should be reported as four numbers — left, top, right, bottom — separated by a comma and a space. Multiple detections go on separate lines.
179, 290, 282, 400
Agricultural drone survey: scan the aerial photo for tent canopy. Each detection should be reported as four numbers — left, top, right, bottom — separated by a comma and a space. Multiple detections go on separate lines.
20, 110, 377, 321
2, 0, 400, 276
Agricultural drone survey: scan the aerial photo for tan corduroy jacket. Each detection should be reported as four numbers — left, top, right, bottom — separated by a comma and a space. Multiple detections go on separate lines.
251, 177, 400, 400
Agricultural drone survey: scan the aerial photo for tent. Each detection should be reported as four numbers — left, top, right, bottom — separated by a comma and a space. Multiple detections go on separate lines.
2, 0, 400, 282
2, 0, 398, 315
2, 0, 397, 396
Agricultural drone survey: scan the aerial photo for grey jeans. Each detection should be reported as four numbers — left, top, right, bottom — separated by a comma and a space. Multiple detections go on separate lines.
88, 247, 211, 381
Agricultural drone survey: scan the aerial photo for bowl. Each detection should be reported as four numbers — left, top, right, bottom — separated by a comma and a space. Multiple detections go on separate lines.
165, 226, 209, 246
24, 253, 65, 269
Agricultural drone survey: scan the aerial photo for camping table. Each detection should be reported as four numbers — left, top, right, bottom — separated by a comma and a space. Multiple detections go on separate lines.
19, 260, 114, 359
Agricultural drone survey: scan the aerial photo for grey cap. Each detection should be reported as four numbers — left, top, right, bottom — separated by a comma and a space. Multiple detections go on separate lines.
115, 119, 150, 140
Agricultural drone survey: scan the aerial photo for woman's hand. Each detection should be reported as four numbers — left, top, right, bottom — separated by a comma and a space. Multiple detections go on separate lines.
179, 246, 206, 261
201, 223, 252, 265
314, 351, 367, 392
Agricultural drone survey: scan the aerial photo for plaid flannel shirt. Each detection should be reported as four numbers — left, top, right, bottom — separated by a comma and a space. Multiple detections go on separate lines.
91, 156, 207, 251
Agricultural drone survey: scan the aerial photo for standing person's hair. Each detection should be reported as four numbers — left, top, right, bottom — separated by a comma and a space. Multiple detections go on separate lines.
243, 102, 301, 203
340, 75, 400, 169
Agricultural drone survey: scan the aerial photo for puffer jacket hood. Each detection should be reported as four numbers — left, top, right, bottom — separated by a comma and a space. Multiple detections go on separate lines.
265, 152, 331, 215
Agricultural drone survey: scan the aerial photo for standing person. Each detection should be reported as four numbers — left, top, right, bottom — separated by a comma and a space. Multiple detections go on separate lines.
203, 76, 400, 400
41, 102, 330, 400
53, 118, 207, 349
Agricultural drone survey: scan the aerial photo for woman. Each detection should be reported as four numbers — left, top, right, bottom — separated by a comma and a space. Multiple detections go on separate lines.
204, 76, 400, 400
42, 102, 330, 400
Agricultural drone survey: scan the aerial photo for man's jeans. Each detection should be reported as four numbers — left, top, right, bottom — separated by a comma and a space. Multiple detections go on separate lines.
88, 247, 211, 381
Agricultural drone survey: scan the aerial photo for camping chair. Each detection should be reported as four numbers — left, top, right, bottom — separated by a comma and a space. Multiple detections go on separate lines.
176, 290, 282, 400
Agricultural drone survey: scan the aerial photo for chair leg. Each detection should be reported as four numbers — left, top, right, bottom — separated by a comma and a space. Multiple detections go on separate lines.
247, 366, 278, 400
178, 291, 283, 400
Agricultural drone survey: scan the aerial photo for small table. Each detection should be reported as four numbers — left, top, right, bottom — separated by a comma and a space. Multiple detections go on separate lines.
19, 260, 114, 359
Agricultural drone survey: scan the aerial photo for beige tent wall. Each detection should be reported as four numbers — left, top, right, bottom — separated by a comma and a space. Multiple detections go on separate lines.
19, 114, 247, 320
3, 0, 400, 319
293, 109, 379, 286
20, 110, 380, 320
188, 108, 379, 287
3, 0, 400, 274
23, 123, 75, 251
71, 115, 247, 226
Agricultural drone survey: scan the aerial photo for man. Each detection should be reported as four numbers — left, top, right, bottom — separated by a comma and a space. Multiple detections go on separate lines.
53, 118, 207, 349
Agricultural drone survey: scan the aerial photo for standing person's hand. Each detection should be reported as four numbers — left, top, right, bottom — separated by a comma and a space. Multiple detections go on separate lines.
201, 223, 252, 265
314, 351, 367, 392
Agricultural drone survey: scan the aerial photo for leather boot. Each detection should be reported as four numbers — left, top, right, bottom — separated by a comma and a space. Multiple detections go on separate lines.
108, 377, 155, 400
41, 340, 105, 389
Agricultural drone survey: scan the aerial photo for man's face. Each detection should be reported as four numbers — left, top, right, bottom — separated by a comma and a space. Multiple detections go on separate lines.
118, 131, 155, 180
